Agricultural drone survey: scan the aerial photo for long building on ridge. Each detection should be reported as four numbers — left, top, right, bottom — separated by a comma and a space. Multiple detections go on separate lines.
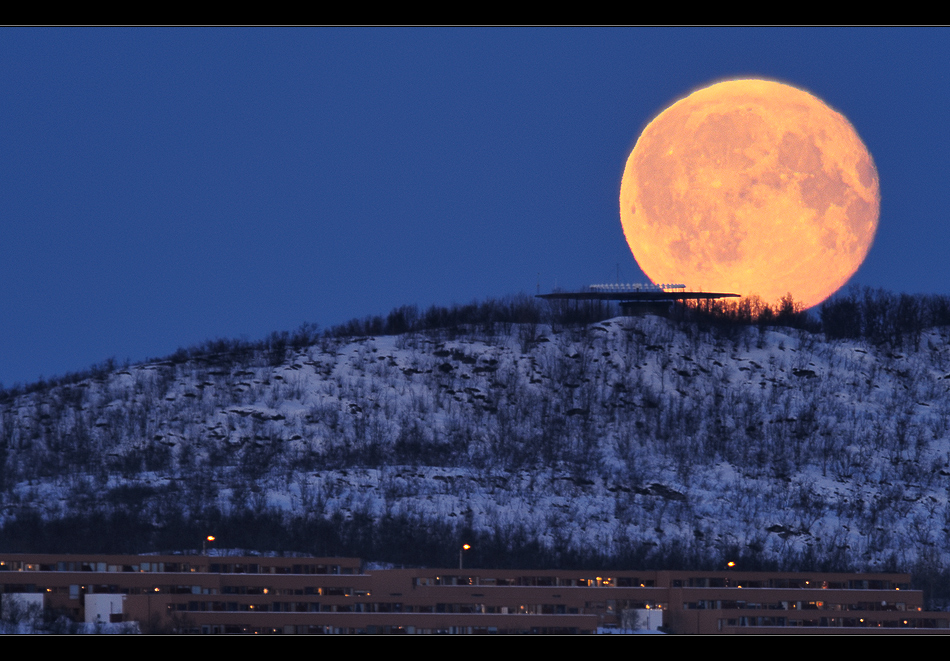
1, 553, 948, 634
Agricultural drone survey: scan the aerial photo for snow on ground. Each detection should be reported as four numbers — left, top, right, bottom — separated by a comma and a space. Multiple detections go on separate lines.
4, 315, 950, 571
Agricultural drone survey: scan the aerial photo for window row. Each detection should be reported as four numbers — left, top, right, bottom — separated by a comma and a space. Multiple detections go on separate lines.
688, 600, 915, 612
413, 576, 654, 587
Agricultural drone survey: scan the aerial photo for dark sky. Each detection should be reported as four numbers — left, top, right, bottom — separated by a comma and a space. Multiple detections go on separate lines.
1, 27, 946, 386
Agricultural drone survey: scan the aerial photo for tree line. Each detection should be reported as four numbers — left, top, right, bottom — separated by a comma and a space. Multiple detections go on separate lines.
817, 287, 950, 349
5, 287, 950, 404
676, 286, 950, 350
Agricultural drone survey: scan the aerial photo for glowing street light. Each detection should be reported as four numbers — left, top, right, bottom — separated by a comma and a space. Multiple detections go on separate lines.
459, 544, 471, 570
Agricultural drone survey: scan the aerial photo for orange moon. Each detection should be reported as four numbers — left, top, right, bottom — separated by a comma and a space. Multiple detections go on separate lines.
619, 79, 879, 309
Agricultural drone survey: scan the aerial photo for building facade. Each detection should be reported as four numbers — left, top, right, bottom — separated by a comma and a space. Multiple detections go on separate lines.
2, 553, 949, 634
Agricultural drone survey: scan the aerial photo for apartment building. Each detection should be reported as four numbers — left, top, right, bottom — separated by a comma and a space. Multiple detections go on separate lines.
1, 553, 949, 634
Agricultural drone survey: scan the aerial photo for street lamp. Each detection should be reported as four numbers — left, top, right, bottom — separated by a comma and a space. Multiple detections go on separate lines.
203, 535, 215, 555
459, 544, 471, 570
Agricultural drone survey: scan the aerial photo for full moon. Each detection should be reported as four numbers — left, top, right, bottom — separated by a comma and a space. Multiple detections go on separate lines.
619, 79, 879, 309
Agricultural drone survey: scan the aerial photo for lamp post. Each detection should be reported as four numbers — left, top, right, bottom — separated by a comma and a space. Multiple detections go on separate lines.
203, 535, 215, 555
459, 544, 471, 570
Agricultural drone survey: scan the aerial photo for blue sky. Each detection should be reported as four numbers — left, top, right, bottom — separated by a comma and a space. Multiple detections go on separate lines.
1, 27, 947, 386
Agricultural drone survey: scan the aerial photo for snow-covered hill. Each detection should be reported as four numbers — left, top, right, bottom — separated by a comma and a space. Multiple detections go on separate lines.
3, 312, 950, 575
